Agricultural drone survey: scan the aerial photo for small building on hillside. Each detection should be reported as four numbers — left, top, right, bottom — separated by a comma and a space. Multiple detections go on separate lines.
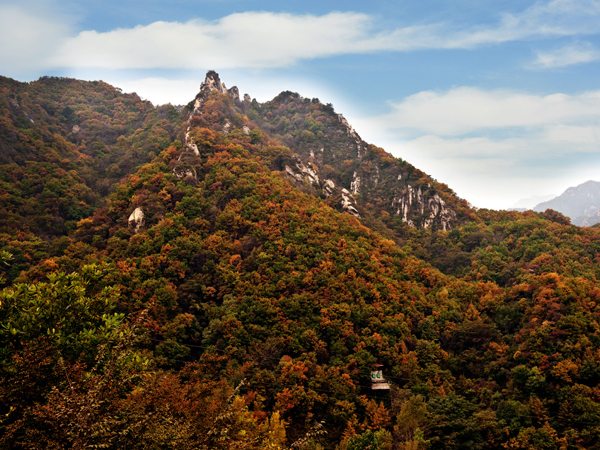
371, 364, 390, 390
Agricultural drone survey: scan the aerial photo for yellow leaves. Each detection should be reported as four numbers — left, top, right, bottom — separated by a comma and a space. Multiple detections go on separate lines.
229, 254, 242, 268
280, 360, 309, 384
159, 243, 172, 255
275, 388, 296, 412
318, 259, 334, 273
149, 172, 164, 186
394, 394, 427, 445
365, 399, 391, 430
262, 411, 287, 448
302, 271, 314, 286
551, 359, 579, 383
539, 272, 561, 287
464, 303, 481, 321
354, 341, 367, 352
436, 288, 449, 302
139, 257, 156, 272
76, 217, 94, 229
205, 234, 224, 253
488, 341, 509, 358
158, 188, 171, 203
128, 174, 141, 189
39, 258, 59, 273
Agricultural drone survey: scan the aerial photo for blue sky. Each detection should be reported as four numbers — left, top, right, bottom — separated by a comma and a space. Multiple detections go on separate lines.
2, 0, 600, 209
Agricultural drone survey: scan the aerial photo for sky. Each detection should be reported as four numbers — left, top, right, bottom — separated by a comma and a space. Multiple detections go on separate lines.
2, 0, 600, 209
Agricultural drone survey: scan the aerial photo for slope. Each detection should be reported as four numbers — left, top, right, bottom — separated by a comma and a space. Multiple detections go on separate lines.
0, 75, 183, 238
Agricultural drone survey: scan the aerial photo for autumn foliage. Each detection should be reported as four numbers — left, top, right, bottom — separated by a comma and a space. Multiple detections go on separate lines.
2, 76, 600, 449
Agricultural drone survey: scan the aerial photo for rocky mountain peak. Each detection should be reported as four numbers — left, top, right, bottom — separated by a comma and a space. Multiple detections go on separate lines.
192, 71, 244, 111
201, 70, 227, 94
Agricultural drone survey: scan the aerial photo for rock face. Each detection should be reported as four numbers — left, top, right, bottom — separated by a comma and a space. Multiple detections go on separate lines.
337, 114, 365, 158
285, 157, 320, 186
284, 157, 361, 218
172, 165, 197, 181
179, 71, 254, 157
128, 207, 145, 233
245, 89, 464, 230
189, 70, 241, 114
392, 187, 456, 230
340, 188, 360, 217
180, 71, 243, 162
173, 71, 255, 181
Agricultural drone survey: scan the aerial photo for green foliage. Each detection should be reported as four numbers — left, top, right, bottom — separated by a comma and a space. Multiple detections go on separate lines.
340, 428, 392, 450
0, 264, 123, 363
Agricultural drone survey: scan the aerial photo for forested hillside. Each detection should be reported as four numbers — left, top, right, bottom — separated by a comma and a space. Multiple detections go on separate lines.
2, 73, 600, 449
0, 75, 183, 237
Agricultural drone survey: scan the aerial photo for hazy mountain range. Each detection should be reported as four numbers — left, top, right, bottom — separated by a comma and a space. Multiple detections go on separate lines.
510, 194, 557, 210
531, 180, 600, 227
511, 181, 600, 227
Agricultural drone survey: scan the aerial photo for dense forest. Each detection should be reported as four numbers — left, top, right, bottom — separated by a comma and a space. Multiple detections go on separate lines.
2, 72, 600, 449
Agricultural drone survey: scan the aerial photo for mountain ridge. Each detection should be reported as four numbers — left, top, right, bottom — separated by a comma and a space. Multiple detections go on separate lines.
177, 71, 474, 233
534, 180, 600, 226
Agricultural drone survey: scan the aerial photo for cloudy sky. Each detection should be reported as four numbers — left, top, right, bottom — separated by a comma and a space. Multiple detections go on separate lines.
2, 0, 600, 209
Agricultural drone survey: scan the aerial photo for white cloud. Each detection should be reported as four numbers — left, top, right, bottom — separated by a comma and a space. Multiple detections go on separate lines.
411, 0, 600, 49
1, 0, 599, 72
50, 3, 600, 70
0, 4, 71, 76
372, 88, 600, 136
50, 12, 380, 70
531, 42, 600, 68
349, 84, 600, 209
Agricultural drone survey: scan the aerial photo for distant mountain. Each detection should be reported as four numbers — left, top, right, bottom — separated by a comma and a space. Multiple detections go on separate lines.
510, 193, 556, 210
533, 180, 600, 226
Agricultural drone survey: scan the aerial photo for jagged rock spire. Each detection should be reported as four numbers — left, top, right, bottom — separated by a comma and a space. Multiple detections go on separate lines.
176, 72, 251, 179
189, 71, 241, 116
199, 71, 229, 97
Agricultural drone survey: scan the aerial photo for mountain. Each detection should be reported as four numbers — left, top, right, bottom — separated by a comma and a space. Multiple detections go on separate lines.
3, 72, 600, 449
178, 72, 474, 233
510, 193, 556, 210
0, 75, 183, 237
533, 180, 600, 226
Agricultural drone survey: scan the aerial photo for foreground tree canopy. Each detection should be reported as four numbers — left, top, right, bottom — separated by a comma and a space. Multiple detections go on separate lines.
2, 73, 600, 449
